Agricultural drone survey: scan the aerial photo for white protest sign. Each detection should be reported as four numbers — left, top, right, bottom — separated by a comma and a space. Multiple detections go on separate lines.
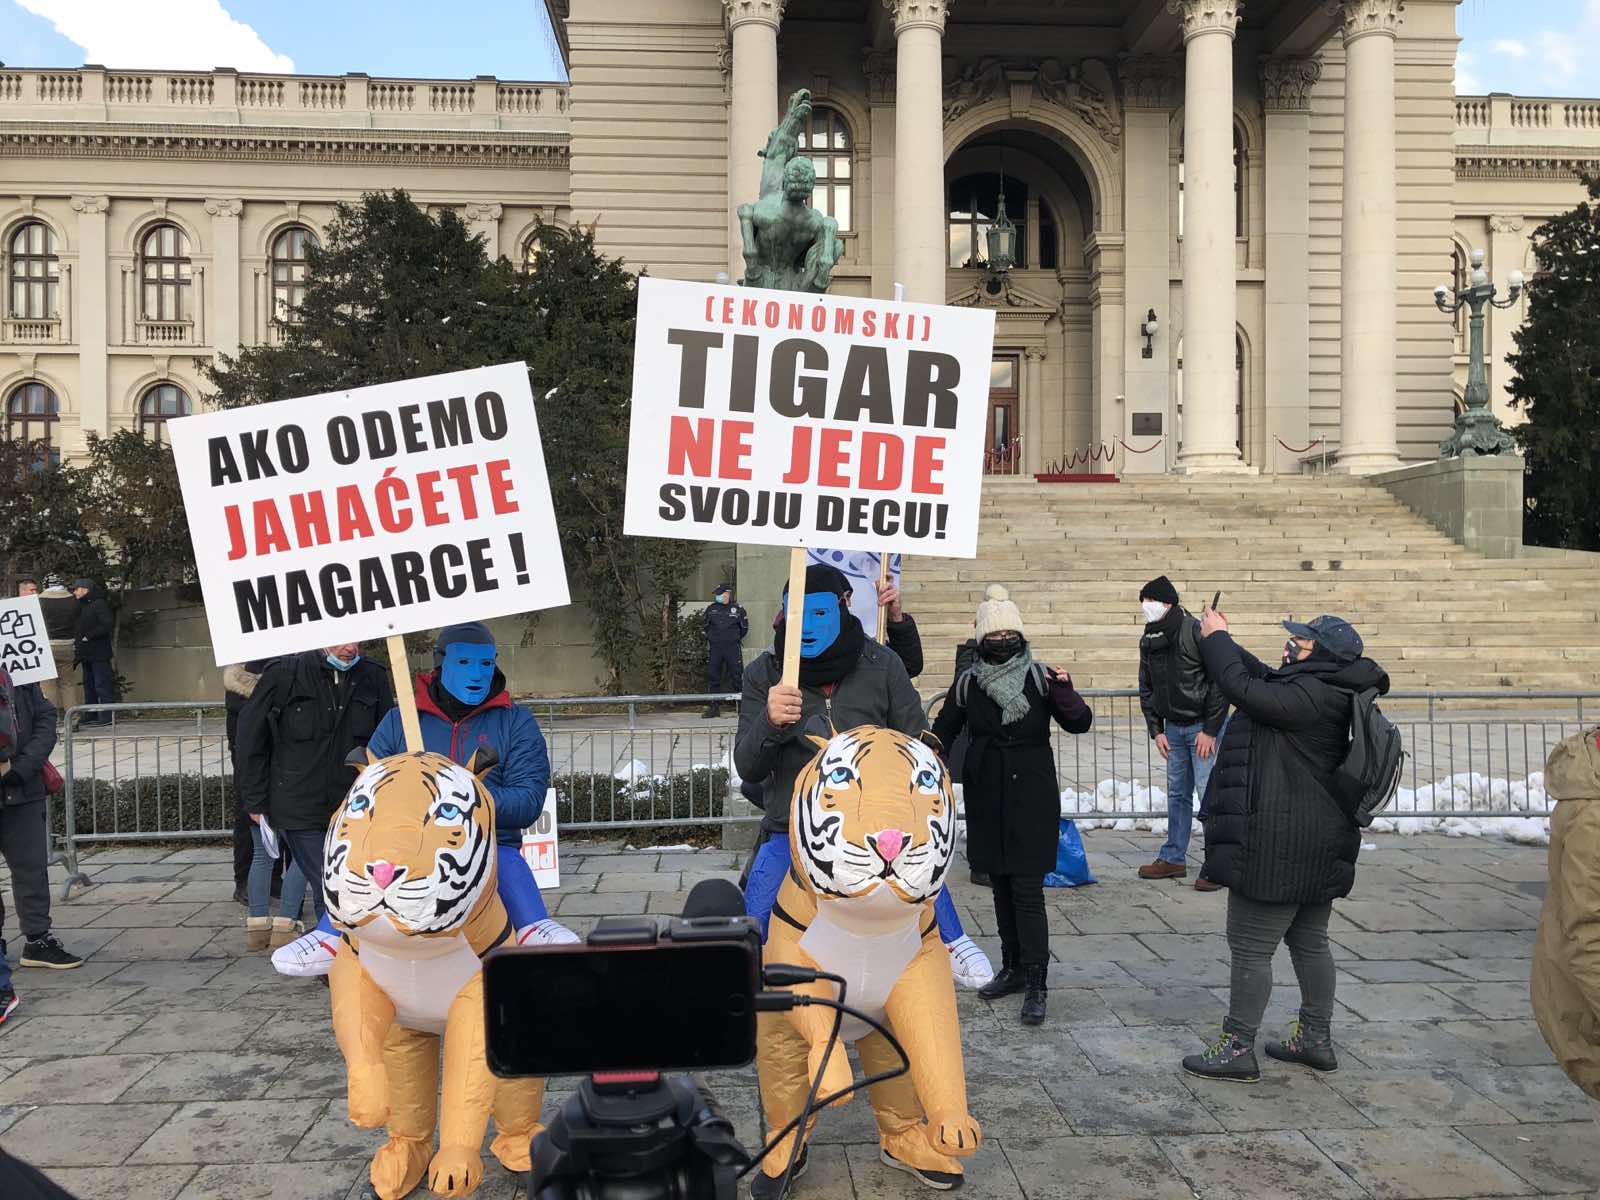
519, 795, 560, 891
624, 278, 995, 557
0, 594, 58, 685
809, 549, 899, 639
169, 363, 570, 665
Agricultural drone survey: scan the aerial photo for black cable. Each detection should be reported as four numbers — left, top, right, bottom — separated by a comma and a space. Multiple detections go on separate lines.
736, 995, 912, 1187
769, 969, 845, 1198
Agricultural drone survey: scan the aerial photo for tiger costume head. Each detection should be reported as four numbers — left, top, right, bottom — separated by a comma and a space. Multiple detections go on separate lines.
789, 727, 956, 905
323, 750, 498, 939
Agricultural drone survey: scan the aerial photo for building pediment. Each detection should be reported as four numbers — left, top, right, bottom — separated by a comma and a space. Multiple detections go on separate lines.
949, 275, 1057, 314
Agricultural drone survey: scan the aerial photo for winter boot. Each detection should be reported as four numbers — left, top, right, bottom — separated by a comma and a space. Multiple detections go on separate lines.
1183, 1030, 1261, 1083
1265, 1018, 1339, 1073
245, 916, 272, 952
701, 702, 721, 719
1020, 965, 1048, 1026
268, 917, 303, 950
978, 949, 1026, 1001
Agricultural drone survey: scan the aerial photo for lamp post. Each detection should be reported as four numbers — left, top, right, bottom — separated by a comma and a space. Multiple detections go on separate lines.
1433, 247, 1522, 457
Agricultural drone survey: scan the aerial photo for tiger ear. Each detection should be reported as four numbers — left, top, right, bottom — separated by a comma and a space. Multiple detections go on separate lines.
345, 746, 378, 771
805, 734, 830, 753
466, 747, 499, 778
918, 730, 944, 756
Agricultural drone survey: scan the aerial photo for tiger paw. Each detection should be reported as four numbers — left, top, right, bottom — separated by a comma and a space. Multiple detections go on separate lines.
489, 1124, 539, 1174
427, 1146, 483, 1197
807, 1042, 855, 1110
369, 1135, 430, 1200
926, 1112, 983, 1157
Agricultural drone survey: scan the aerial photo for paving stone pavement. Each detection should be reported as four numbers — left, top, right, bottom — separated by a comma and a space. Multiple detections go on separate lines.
2, 832, 1597, 1200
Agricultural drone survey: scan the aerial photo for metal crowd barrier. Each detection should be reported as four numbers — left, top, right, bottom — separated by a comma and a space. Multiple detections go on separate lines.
50, 688, 1595, 898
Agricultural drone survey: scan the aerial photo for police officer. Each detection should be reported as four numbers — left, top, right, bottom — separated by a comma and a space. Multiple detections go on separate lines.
702, 583, 748, 718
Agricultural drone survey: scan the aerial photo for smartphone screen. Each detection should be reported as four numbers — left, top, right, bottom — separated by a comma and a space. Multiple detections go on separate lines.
484, 942, 759, 1076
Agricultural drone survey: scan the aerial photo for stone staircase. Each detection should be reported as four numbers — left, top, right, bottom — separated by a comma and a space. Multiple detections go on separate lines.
901, 476, 1600, 695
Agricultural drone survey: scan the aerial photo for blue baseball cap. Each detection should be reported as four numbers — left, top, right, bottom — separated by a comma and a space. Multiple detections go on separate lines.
1282, 615, 1363, 661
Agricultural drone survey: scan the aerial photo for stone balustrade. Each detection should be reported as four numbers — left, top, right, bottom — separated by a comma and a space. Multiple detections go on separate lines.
0, 66, 570, 130
1455, 93, 1600, 144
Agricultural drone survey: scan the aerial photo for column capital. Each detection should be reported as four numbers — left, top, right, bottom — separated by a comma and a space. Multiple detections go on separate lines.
723, 0, 784, 31
1258, 56, 1321, 112
463, 202, 504, 222
70, 194, 110, 214
1488, 213, 1524, 234
1165, 0, 1242, 42
1118, 54, 1182, 109
883, 0, 952, 35
1023, 345, 1047, 362
204, 197, 244, 219
1325, 0, 1403, 46
862, 48, 896, 104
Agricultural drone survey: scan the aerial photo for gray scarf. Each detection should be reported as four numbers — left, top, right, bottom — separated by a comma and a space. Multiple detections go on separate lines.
972, 645, 1035, 726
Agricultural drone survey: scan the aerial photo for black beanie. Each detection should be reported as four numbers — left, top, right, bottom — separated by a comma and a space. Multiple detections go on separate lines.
782, 563, 851, 601
1140, 576, 1180, 606
433, 621, 496, 667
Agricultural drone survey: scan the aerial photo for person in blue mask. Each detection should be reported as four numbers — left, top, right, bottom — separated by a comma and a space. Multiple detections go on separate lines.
271, 622, 578, 977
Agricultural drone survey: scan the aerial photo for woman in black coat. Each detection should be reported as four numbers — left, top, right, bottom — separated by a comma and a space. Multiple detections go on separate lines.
1184, 610, 1389, 1084
931, 586, 1092, 1026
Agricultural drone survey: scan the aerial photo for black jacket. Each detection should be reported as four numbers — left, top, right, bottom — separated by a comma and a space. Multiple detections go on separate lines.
235, 650, 395, 831
1139, 606, 1227, 737
735, 639, 925, 835
72, 590, 114, 664
1, 681, 56, 807
931, 658, 1092, 875
223, 659, 275, 754
1197, 631, 1390, 903
882, 614, 924, 679
703, 601, 749, 647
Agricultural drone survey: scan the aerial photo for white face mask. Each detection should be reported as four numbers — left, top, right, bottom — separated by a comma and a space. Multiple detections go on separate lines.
1141, 600, 1171, 623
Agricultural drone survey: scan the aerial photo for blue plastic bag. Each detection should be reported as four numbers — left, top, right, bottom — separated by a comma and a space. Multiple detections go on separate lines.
1043, 818, 1095, 888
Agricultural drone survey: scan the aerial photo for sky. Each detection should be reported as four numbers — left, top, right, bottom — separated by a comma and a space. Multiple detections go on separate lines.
0, 0, 1595, 98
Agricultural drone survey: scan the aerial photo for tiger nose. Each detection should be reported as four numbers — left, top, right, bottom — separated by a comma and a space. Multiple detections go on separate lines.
872, 829, 907, 863
369, 861, 399, 890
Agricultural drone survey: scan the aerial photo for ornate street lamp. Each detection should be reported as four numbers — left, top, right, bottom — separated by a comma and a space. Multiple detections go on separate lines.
985, 188, 1017, 278
1433, 247, 1522, 457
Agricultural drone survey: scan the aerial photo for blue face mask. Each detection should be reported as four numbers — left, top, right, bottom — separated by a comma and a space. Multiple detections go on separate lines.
440, 642, 497, 706
326, 653, 360, 672
798, 591, 842, 659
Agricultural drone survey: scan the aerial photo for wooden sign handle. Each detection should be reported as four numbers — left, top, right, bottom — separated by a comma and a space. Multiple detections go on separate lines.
780, 547, 807, 688
875, 553, 892, 645
386, 633, 423, 752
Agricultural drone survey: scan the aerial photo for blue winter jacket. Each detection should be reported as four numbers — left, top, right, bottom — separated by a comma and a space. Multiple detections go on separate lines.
368, 670, 550, 846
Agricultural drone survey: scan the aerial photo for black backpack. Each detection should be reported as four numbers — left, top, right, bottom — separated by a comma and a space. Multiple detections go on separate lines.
1333, 687, 1406, 827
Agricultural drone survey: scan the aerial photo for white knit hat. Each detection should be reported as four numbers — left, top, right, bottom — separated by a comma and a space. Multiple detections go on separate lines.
974, 584, 1025, 640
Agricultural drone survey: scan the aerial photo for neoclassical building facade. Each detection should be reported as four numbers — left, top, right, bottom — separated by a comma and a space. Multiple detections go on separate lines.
2, 0, 1597, 476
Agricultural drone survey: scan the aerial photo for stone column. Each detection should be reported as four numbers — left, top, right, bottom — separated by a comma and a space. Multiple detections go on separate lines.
71, 195, 110, 439
1486, 213, 1525, 423
887, 0, 951, 304
1332, 0, 1402, 472
464, 202, 504, 260
1169, 0, 1244, 472
724, 0, 783, 281
1023, 346, 1046, 475
863, 49, 898, 298
205, 198, 243, 355
1260, 57, 1318, 474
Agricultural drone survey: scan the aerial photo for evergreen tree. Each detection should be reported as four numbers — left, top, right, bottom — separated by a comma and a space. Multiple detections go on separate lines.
206, 190, 701, 691
1507, 172, 1600, 550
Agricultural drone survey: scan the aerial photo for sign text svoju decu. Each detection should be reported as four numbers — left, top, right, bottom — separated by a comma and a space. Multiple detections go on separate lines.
624, 278, 994, 557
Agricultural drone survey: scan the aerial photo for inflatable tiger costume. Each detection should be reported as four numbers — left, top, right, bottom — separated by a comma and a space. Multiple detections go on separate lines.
757, 727, 982, 1189
325, 750, 544, 1200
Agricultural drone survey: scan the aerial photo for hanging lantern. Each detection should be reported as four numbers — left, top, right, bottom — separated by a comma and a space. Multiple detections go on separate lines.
985, 187, 1016, 276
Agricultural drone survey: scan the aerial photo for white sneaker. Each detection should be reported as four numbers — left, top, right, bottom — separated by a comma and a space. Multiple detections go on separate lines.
946, 935, 996, 990
271, 930, 340, 977
517, 918, 581, 946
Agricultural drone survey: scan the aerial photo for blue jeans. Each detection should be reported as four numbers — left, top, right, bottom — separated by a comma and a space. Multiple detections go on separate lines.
246, 822, 308, 920
311, 842, 551, 938
1159, 720, 1215, 865
742, 831, 965, 942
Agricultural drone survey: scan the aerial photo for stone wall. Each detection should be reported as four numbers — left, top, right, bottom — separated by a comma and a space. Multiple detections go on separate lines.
1371, 454, 1524, 559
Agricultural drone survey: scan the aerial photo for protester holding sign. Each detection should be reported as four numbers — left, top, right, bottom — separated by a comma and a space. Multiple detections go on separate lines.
272, 622, 578, 977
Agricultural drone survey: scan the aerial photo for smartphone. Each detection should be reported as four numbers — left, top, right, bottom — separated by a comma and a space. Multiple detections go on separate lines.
1211, 590, 1222, 611
484, 940, 759, 1077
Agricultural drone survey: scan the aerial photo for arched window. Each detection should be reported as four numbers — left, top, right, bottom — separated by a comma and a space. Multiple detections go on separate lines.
1177, 127, 1246, 239
521, 226, 566, 273
138, 383, 191, 444
948, 173, 1028, 270
139, 223, 192, 321
803, 105, 853, 232
8, 221, 59, 320
1450, 243, 1469, 352
6, 381, 60, 463
270, 226, 315, 324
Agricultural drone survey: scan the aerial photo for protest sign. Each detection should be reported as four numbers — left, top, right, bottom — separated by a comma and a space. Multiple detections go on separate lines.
0, 595, 57, 686
519, 796, 561, 890
168, 363, 570, 668
623, 278, 995, 558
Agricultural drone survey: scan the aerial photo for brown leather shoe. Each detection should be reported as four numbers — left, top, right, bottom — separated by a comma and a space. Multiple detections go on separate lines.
1137, 860, 1187, 880
1194, 878, 1223, 893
